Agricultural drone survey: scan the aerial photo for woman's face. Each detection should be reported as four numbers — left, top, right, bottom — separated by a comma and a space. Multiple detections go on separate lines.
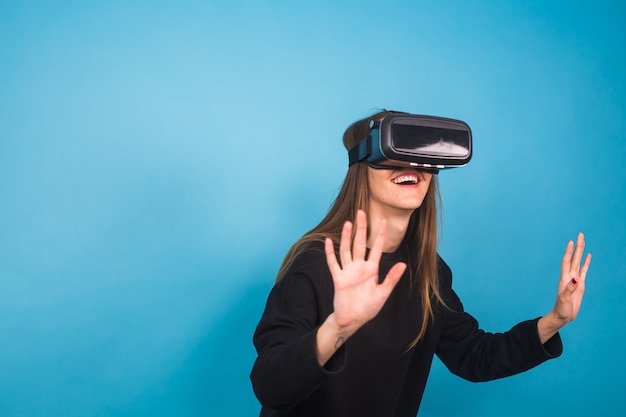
367, 167, 433, 215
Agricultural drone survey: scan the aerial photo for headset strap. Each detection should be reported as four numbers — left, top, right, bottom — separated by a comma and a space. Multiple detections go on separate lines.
348, 135, 371, 166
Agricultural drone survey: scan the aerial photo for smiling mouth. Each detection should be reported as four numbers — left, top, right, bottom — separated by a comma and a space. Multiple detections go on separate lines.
391, 175, 419, 185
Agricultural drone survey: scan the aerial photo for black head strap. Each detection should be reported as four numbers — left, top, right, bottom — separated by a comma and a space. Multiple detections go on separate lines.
348, 134, 371, 166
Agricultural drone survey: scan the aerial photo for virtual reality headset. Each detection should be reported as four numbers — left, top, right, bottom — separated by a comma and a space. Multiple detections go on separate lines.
348, 112, 472, 172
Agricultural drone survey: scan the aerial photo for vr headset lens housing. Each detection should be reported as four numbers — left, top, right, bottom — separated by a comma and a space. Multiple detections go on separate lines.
348, 114, 472, 171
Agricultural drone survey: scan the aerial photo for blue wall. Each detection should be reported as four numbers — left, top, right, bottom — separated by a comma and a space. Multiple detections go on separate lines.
1, 1, 624, 416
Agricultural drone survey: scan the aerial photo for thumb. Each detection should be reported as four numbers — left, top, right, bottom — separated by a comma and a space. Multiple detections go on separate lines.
565, 277, 579, 294
379, 262, 407, 296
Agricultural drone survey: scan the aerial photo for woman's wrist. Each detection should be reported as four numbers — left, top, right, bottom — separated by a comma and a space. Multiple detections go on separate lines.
537, 311, 569, 344
316, 313, 357, 366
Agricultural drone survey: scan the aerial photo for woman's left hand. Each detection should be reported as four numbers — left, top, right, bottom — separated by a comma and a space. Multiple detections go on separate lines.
538, 232, 592, 343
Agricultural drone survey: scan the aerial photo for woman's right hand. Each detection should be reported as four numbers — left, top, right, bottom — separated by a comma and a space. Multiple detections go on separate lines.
316, 210, 406, 365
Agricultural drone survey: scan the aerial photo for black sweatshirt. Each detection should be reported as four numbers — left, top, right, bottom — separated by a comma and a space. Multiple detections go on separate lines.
251, 242, 562, 416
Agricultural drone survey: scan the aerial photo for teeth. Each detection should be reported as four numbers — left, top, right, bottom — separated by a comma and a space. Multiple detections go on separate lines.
392, 175, 418, 184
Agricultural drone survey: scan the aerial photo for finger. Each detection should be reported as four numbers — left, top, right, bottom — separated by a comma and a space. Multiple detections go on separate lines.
339, 220, 353, 267
325, 237, 341, 275
352, 210, 368, 260
565, 276, 579, 294
570, 232, 586, 273
561, 240, 574, 277
379, 262, 407, 297
579, 253, 592, 283
367, 217, 387, 264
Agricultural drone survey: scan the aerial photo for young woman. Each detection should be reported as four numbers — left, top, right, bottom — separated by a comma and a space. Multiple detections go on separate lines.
250, 110, 591, 417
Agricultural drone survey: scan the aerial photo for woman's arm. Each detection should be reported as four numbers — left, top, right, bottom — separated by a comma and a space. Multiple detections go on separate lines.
251, 272, 329, 411
251, 210, 406, 409
538, 232, 592, 343
317, 210, 406, 366
436, 233, 592, 382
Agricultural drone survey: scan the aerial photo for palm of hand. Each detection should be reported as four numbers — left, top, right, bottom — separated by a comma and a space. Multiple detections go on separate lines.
324, 210, 406, 332
554, 232, 592, 322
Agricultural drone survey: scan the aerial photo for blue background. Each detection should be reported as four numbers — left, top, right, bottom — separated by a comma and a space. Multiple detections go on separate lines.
1, 1, 624, 416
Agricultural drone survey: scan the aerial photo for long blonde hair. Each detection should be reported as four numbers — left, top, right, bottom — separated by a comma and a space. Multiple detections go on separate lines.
276, 110, 445, 346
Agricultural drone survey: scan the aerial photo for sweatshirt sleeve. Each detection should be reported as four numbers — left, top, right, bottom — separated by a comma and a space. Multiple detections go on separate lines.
250, 254, 346, 411
435, 261, 562, 382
